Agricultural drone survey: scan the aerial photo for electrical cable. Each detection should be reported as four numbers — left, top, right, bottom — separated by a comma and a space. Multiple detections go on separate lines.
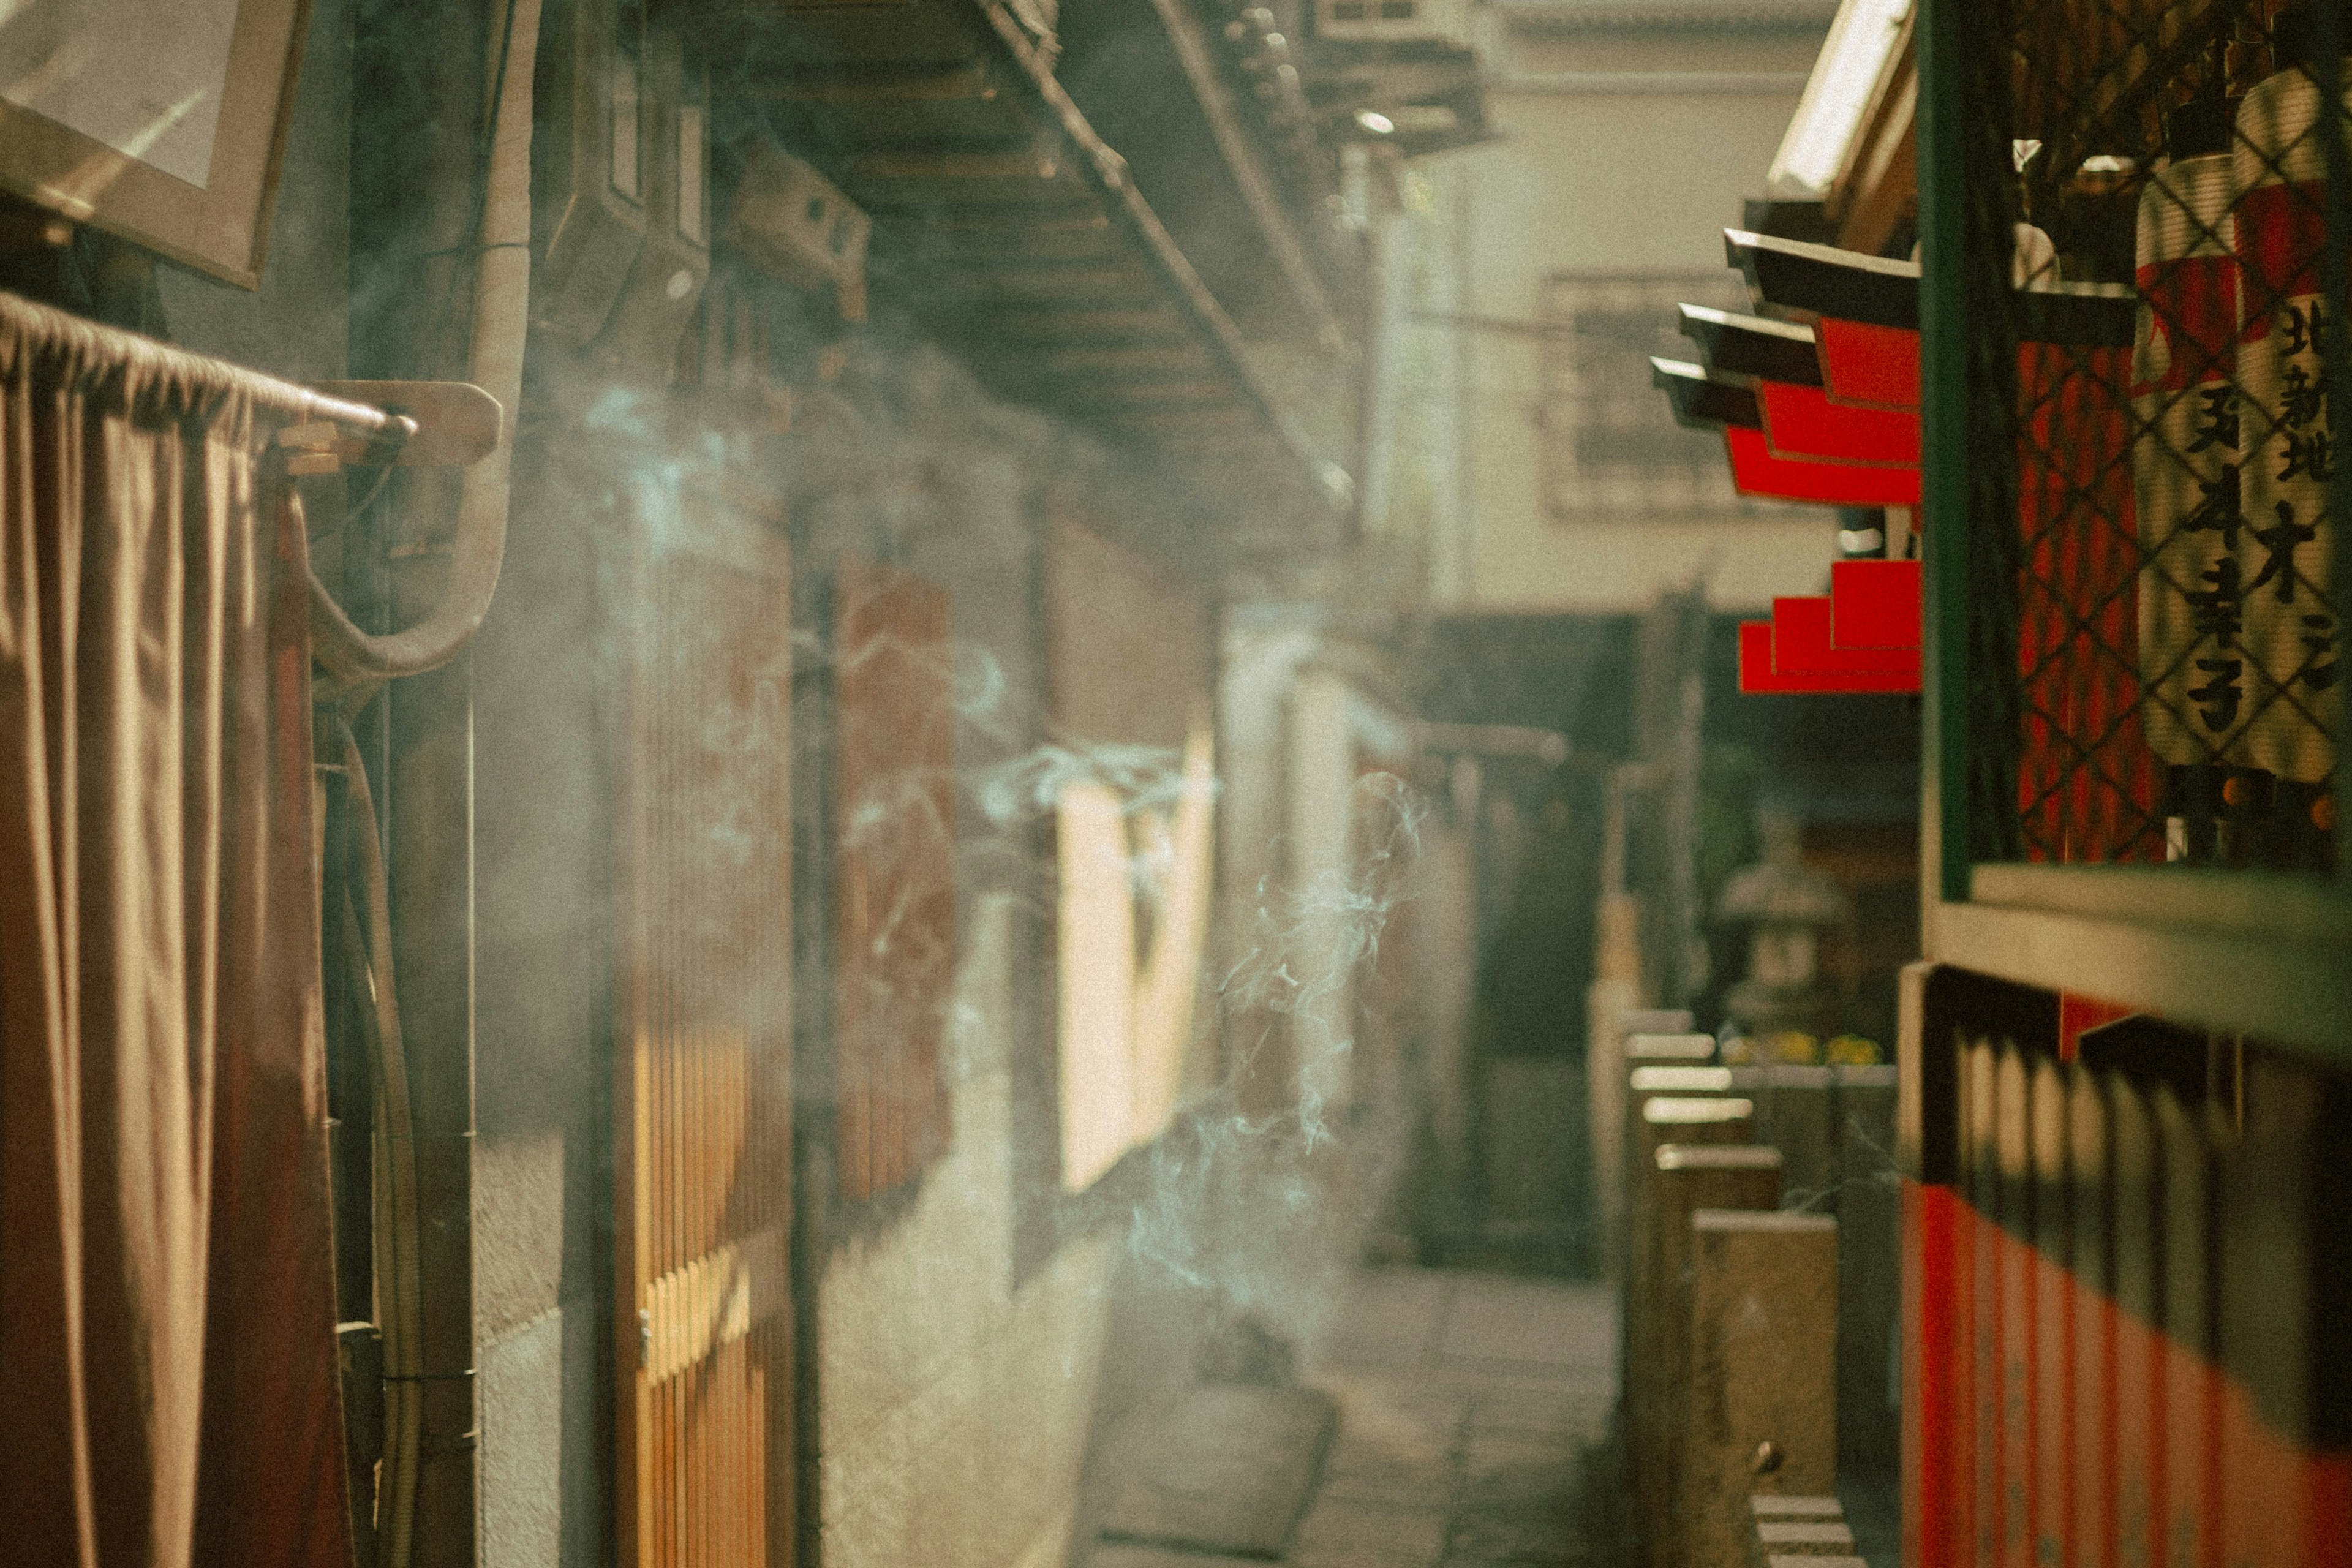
335, 718, 424, 1568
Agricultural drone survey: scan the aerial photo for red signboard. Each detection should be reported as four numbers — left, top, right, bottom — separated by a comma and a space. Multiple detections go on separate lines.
1738, 616, 1921, 693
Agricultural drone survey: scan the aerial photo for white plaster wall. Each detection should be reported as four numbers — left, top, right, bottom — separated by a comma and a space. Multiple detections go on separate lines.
1436, 15, 1839, 616
816, 892, 1119, 1568
1288, 668, 1363, 1117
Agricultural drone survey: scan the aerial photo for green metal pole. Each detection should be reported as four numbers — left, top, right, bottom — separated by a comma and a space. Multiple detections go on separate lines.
1915, 0, 1973, 914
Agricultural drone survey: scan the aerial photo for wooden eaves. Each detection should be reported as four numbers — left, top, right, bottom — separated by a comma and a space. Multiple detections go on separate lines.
1823, 3, 1913, 255
699, 0, 1349, 549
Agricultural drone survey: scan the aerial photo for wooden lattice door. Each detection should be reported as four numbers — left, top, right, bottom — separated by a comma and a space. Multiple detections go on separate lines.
616, 507, 794, 1568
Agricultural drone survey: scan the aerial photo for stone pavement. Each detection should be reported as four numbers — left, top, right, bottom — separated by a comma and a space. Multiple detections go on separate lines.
1091, 1267, 1622, 1568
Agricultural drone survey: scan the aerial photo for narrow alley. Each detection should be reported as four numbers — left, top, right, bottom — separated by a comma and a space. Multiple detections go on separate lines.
1088, 1270, 1619, 1568
2, 2, 2348, 1567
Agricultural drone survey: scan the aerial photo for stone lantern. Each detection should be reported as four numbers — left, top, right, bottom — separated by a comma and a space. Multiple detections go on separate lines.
1715, 809, 1849, 1042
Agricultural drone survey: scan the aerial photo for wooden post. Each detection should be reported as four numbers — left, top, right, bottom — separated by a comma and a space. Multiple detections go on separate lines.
1833, 1063, 1900, 1477
1594, 1023, 1707, 1278
1766, 1066, 1838, 1206
1683, 1210, 1839, 1568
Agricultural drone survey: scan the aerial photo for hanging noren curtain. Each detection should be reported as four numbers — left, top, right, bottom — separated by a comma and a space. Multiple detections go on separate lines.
0, 292, 350, 1568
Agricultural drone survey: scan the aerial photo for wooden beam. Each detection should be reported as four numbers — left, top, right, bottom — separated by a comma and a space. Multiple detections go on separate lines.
1014, 342, 1215, 377
958, 306, 1186, 341
899, 264, 1155, 303
742, 62, 996, 102
1828, 9, 1916, 256
875, 213, 1123, 263
840, 148, 1093, 208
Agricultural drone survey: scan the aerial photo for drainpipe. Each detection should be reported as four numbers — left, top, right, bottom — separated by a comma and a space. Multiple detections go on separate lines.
406, 9, 539, 1565
335, 2, 540, 1565
316, 0, 536, 693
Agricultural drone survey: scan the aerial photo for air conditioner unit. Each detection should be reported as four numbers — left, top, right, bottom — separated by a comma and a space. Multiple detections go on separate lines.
1314, 0, 1469, 43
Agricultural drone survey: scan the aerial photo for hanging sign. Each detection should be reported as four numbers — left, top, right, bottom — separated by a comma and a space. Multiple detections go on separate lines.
2230, 66, 2342, 788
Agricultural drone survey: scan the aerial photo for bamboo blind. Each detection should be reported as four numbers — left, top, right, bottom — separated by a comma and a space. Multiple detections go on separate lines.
616, 522, 795, 1568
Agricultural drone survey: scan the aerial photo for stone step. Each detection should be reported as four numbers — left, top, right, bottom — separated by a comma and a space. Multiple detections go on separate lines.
1098, 1383, 1339, 1559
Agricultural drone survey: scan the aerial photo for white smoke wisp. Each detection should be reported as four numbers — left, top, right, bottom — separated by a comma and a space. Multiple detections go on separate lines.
1121, 770, 1430, 1347
565, 331, 1438, 1365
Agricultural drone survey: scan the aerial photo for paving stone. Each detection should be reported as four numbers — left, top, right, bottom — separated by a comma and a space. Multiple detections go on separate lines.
1446, 1494, 1581, 1563
1320, 1450, 1455, 1509
1289, 1497, 1451, 1564
1324, 1268, 1454, 1370
1322, 1376, 1468, 1458
1294, 1270, 1613, 1568
1466, 1382, 1607, 1438
1099, 1384, 1338, 1557
1458, 1433, 1577, 1508
1084, 1547, 1262, 1568
1436, 1277, 1616, 1373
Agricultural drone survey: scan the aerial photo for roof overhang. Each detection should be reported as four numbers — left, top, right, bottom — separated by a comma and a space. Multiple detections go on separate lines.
699, 0, 1352, 552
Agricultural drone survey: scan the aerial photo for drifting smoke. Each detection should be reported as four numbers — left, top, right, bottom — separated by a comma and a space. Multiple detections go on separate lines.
549, 326, 1441, 1374
1123, 771, 1429, 1345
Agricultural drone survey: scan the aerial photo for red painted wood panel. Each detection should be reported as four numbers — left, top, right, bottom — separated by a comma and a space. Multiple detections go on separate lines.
2031, 1059, 2073, 1568
1773, 595, 1924, 682
1738, 618, 1920, 693
832, 554, 955, 1204
1908, 997, 2352, 1568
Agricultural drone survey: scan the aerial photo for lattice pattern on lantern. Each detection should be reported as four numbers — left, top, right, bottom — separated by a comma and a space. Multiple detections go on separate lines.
1962, 0, 2343, 874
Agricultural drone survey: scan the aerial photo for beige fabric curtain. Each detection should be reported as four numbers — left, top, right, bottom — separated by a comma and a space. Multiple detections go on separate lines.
0, 293, 350, 1568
